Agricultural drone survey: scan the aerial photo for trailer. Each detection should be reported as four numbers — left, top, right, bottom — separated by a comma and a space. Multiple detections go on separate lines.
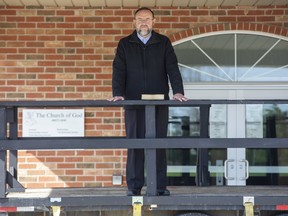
1, 100, 288, 216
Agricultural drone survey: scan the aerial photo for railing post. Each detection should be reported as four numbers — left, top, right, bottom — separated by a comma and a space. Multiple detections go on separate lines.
8, 108, 18, 175
6, 107, 24, 192
145, 105, 157, 196
196, 105, 211, 186
0, 108, 7, 198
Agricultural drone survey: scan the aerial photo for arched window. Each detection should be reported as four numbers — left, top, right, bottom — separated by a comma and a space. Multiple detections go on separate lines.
173, 32, 288, 83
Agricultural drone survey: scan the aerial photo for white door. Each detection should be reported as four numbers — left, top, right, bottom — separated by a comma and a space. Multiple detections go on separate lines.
183, 84, 288, 186
171, 31, 288, 186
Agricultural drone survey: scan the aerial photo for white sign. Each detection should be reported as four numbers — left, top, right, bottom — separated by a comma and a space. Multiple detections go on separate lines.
22, 109, 84, 137
246, 104, 263, 138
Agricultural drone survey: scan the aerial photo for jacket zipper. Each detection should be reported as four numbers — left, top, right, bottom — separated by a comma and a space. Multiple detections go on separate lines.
143, 45, 147, 93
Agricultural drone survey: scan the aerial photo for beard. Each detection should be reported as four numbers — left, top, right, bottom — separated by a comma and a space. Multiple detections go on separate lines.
137, 25, 151, 37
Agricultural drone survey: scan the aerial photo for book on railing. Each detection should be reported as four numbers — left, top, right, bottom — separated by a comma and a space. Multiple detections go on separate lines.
141, 94, 164, 100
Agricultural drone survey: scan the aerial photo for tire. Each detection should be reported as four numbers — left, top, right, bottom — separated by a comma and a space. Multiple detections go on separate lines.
175, 212, 210, 216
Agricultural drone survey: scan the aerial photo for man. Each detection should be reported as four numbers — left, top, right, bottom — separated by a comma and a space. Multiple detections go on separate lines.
109, 7, 187, 196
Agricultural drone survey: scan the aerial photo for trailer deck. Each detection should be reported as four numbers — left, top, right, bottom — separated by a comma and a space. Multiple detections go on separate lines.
3, 186, 288, 211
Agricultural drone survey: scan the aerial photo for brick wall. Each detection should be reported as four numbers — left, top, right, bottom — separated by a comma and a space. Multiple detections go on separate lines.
0, 5, 287, 188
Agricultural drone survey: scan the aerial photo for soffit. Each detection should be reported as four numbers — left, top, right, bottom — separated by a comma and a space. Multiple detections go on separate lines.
0, 0, 287, 7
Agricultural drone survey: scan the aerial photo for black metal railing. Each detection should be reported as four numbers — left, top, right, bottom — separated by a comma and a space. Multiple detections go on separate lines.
0, 99, 288, 198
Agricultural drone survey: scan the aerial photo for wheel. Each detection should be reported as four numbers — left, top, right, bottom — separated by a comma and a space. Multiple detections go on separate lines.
273, 213, 288, 216
175, 212, 210, 216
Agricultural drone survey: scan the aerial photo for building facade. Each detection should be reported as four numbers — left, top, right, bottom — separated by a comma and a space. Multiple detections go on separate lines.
0, 2, 288, 188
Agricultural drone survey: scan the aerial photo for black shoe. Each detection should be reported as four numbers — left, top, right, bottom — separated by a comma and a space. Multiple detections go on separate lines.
157, 189, 170, 196
127, 189, 141, 196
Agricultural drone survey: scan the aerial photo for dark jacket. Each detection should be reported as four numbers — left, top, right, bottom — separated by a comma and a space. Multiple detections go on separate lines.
112, 30, 184, 100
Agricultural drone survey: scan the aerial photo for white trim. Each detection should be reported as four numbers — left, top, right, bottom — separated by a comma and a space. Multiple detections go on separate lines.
183, 88, 288, 100
234, 34, 237, 81
172, 30, 288, 46
184, 83, 288, 89
168, 166, 288, 174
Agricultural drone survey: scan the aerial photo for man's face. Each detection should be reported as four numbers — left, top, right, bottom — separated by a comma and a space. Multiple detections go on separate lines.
134, 9, 155, 38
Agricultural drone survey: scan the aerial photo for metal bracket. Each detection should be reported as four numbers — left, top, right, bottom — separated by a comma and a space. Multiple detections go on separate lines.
50, 197, 62, 203
243, 196, 254, 216
132, 196, 143, 216
51, 206, 61, 216
243, 196, 254, 206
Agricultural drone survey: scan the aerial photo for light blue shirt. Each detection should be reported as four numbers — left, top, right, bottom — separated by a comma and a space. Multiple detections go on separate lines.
137, 32, 152, 44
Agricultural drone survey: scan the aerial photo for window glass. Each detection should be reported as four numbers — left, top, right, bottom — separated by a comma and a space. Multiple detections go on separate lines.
174, 33, 288, 82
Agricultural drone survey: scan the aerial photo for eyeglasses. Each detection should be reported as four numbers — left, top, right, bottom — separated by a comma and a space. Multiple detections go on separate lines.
135, 18, 153, 23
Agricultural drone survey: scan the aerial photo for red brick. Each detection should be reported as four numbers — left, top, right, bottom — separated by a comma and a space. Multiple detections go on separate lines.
26, 93, 45, 98
7, 16, 25, 22
65, 157, 83, 162
0, 10, 17, 15
26, 16, 45, 22
46, 54, 64, 60
65, 93, 82, 98
46, 93, 64, 98
27, 42, 45, 47
210, 10, 226, 15
46, 183, 66, 187
19, 48, 37, 53
57, 23, 74, 28
228, 10, 245, 15
38, 35, 56, 41
57, 10, 75, 16
65, 80, 83, 86
26, 183, 45, 188
17, 23, 36, 28
37, 23, 55, 28
18, 35, 37, 41
7, 54, 25, 60
0, 48, 17, 53
0, 86, 17, 92
247, 10, 265, 15
190, 10, 209, 16
38, 48, 56, 54
26, 67, 43, 73
77, 150, 95, 156
238, 16, 256, 22
65, 29, 83, 35
7, 80, 25, 85
218, 16, 237, 22
65, 17, 83, 22
19, 164, 37, 169
38, 61, 56, 67
266, 9, 284, 15
38, 86, 54, 92
57, 36, 75, 41
257, 16, 275, 22
39, 176, 57, 182
26, 80, 45, 85
37, 151, 56, 156
77, 176, 95, 181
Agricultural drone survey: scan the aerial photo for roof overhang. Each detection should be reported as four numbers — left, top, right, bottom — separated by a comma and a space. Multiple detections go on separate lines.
0, 0, 287, 7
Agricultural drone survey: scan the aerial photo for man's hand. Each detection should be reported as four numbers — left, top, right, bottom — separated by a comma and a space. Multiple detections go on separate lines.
173, 93, 188, 102
107, 96, 124, 102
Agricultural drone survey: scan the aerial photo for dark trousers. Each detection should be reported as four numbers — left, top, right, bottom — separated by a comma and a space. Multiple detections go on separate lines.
125, 106, 168, 191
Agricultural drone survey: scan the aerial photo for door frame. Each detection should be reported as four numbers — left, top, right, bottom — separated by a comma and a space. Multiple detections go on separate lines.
182, 83, 288, 185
